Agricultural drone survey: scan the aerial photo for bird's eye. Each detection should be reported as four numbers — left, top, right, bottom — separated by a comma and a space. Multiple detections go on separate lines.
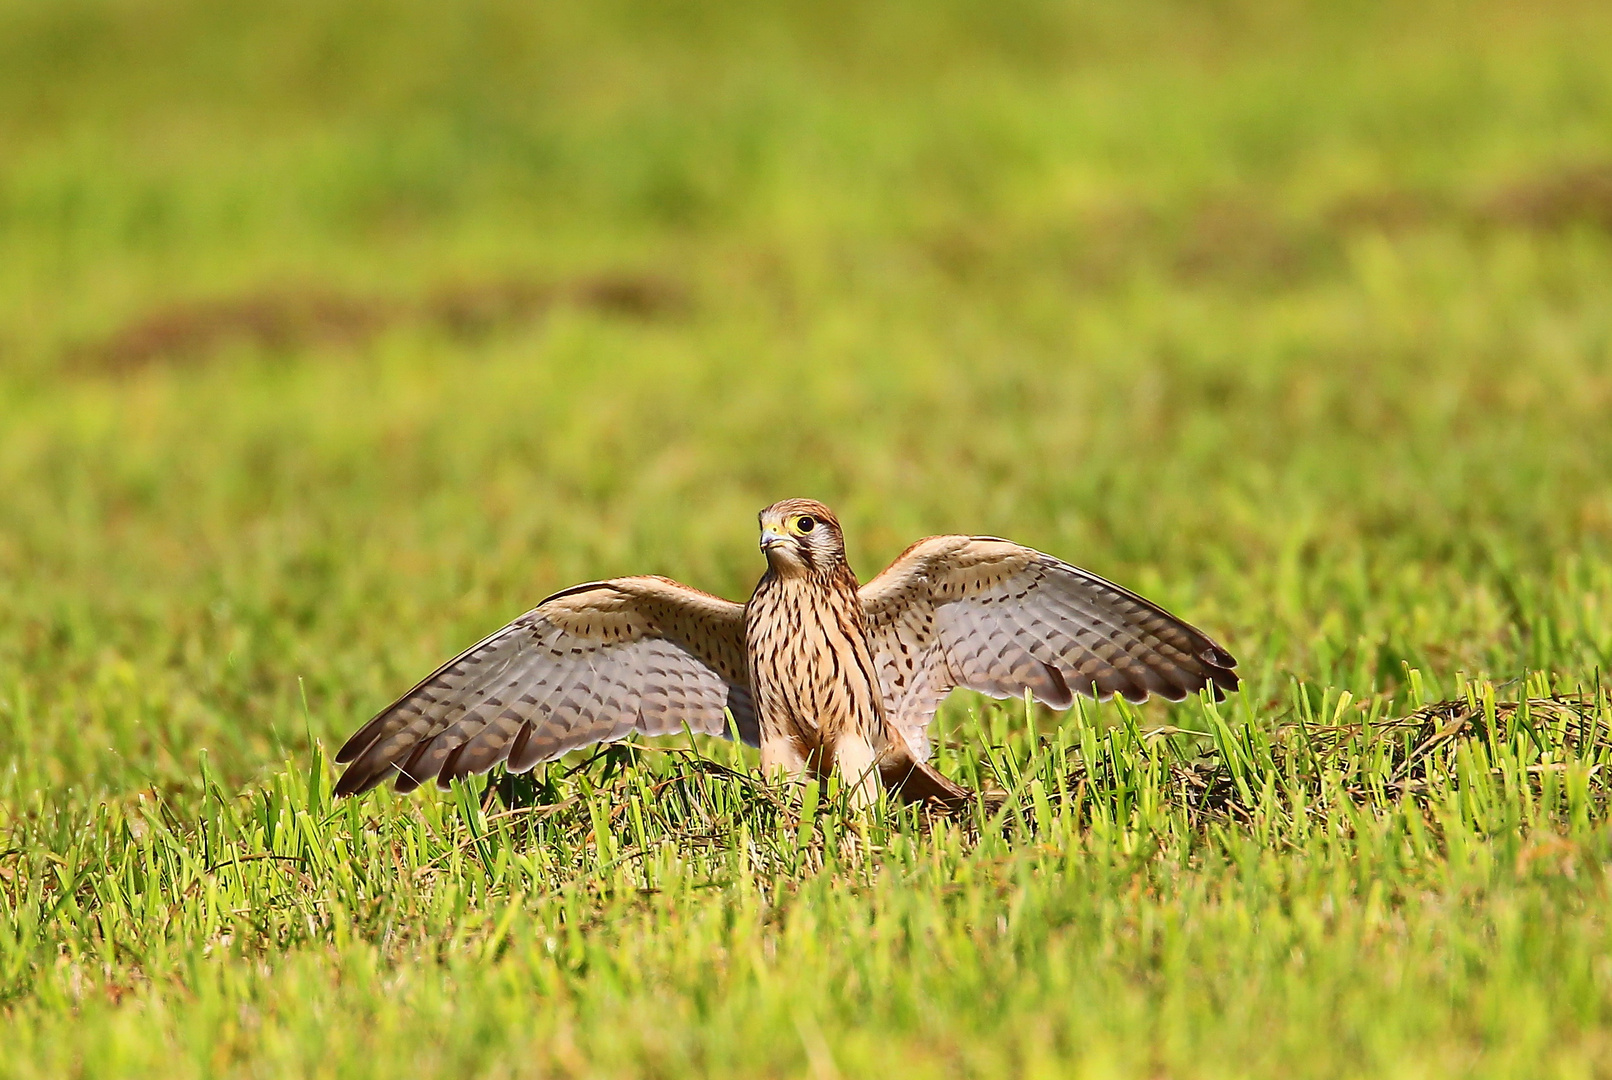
795, 515, 816, 534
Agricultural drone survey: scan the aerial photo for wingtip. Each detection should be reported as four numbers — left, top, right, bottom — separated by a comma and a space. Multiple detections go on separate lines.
334, 709, 402, 764
1206, 667, 1240, 701
332, 767, 375, 799
333, 755, 422, 798
333, 728, 373, 765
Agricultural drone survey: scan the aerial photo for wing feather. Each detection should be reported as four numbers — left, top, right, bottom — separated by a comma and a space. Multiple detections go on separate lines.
861, 536, 1238, 757
334, 576, 756, 796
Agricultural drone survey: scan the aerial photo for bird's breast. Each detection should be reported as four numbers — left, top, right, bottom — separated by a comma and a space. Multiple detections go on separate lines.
744, 576, 887, 750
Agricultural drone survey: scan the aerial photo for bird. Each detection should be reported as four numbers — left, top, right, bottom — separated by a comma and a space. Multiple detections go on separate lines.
332, 499, 1238, 808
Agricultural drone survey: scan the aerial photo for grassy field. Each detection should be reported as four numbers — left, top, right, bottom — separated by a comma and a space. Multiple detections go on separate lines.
5, 0, 1612, 1075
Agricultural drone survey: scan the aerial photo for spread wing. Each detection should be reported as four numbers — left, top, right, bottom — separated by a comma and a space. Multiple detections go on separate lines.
334, 576, 756, 796
859, 536, 1238, 759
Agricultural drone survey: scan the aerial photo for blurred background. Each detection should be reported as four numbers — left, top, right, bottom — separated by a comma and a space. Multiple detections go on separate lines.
2, 0, 1611, 801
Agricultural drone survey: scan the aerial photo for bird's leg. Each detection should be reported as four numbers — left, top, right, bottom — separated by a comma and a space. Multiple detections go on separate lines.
759, 734, 811, 787
829, 734, 884, 812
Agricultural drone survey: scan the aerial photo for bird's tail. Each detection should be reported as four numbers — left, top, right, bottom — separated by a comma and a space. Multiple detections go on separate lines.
878, 747, 980, 813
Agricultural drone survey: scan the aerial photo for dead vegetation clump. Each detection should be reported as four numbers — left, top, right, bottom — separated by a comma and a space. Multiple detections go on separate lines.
72, 272, 690, 374
1479, 163, 1612, 232
919, 162, 1612, 289
1050, 691, 1610, 832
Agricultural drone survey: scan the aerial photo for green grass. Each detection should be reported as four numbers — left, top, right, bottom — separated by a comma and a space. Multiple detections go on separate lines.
5, 0, 1612, 1075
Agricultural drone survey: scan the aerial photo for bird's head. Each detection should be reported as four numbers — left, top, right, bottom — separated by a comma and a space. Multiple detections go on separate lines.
758, 498, 845, 578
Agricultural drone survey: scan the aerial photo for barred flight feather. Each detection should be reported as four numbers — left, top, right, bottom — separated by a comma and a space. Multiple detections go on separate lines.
333, 576, 755, 797
860, 536, 1238, 760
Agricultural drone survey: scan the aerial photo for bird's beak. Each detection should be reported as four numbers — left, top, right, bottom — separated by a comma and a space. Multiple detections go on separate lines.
760, 528, 790, 552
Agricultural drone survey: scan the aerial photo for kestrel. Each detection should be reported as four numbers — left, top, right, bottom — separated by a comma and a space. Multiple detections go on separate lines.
333, 499, 1238, 808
